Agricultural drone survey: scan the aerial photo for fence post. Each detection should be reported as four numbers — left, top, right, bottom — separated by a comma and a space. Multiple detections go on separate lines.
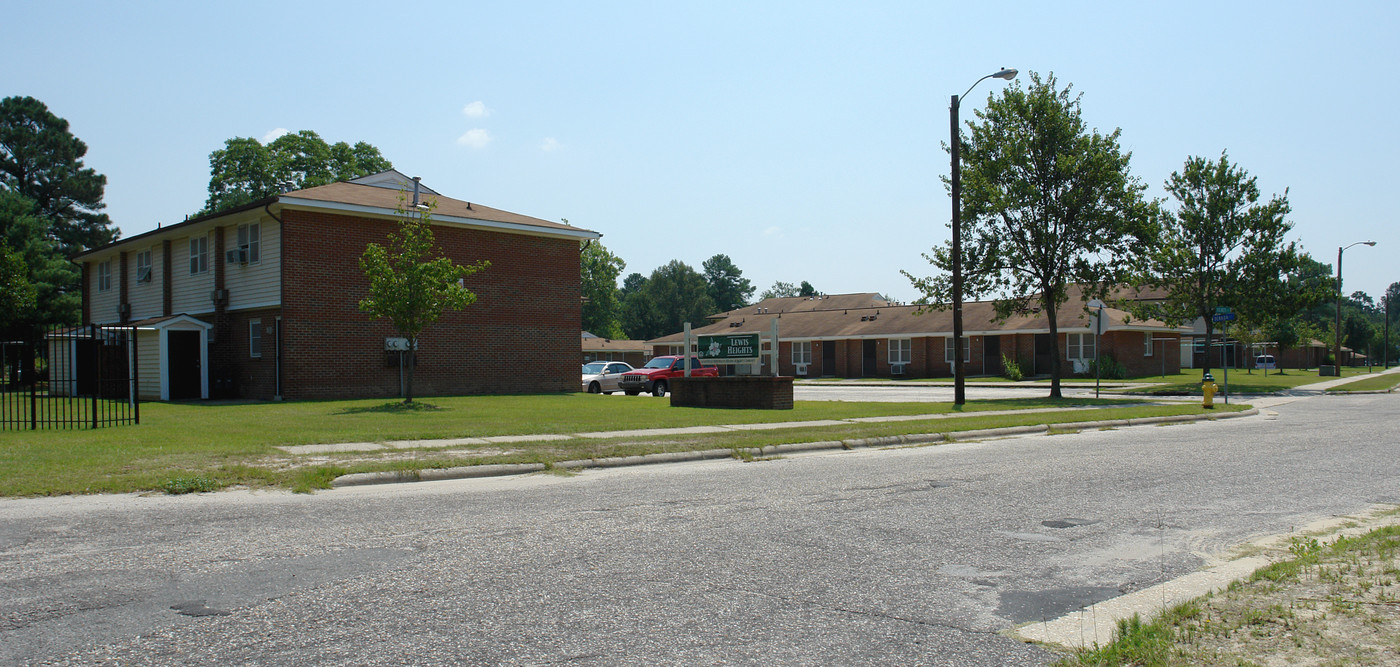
90, 324, 99, 430
130, 326, 139, 425
30, 327, 38, 430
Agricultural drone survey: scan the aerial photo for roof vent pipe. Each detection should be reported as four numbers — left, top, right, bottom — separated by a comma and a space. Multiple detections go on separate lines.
411, 177, 422, 208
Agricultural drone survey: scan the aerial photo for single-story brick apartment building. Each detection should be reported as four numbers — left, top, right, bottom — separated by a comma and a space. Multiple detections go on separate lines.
647, 291, 1187, 379
71, 170, 599, 401
581, 333, 650, 367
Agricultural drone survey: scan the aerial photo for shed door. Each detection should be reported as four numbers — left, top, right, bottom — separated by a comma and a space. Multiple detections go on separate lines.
168, 331, 202, 400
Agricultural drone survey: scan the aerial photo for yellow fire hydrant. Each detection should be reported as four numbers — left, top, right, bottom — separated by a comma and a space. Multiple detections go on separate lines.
1201, 373, 1218, 409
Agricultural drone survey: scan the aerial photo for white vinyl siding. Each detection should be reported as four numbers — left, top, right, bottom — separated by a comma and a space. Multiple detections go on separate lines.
1067, 333, 1096, 361
224, 219, 281, 311
171, 236, 215, 314
188, 235, 209, 274
136, 331, 161, 400
128, 248, 162, 320
87, 255, 121, 323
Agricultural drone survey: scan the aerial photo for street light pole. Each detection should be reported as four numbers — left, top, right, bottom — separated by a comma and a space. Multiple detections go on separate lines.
950, 67, 1016, 406
1334, 241, 1376, 375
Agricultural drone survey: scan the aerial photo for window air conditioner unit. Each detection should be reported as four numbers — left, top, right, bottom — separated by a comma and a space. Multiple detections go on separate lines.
891, 363, 905, 376
136, 267, 152, 282
226, 248, 248, 264
794, 363, 807, 376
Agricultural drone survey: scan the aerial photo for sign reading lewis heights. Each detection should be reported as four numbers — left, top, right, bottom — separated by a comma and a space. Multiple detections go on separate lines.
698, 333, 760, 362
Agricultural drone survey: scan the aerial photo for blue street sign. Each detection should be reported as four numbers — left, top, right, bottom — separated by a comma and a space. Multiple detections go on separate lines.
1211, 312, 1236, 323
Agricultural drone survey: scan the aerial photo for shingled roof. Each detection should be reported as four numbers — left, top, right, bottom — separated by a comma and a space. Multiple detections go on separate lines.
650, 289, 1182, 344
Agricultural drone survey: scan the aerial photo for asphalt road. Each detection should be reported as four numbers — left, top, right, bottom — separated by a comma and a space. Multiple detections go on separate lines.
2, 391, 1396, 666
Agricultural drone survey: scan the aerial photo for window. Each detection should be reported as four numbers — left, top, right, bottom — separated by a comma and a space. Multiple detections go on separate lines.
792, 341, 812, 365
189, 235, 208, 274
237, 223, 261, 264
135, 249, 152, 283
944, 336, 970, 364
249, 319, 262, 358
1144, 332, 1154, 357
889, 338, 911, 365
96, 260, 112, 291
1067, 333, 1096, 361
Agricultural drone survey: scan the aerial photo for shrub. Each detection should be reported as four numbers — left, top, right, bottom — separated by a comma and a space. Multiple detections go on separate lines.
1001, 353, 1024, 381
1089, 354, 1127, 380
162, 476, 217, 495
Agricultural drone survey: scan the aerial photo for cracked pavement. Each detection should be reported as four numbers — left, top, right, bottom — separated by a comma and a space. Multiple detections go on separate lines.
2, 390, 1396, 665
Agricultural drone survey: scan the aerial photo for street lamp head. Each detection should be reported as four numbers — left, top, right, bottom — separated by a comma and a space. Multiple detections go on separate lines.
1364, 241, 1377, 246
992, 68, 1018, 80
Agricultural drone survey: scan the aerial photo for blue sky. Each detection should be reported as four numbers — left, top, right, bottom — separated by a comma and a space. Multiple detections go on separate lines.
8, 1, 1398, 305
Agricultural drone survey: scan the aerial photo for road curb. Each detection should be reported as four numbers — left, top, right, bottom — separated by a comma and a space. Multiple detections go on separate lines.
329, 408, 1259, 488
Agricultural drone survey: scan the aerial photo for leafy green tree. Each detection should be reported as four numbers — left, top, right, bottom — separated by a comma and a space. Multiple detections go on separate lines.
798, 280, 818, 297
0, 96, 118, 256
702, 253, 754, 312
904, 72, 1153, 398
581, 241, 626, 339
621, 261, 715, 340
359, 196, 489, 403
0, 189, 80, 331
0, 241, 36, 328
759, 280, 799, 300
203, 130, 392, 215
1136, 152, 1311, 376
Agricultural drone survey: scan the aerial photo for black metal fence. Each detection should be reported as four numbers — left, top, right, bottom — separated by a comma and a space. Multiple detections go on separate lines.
1, 324, 139, 430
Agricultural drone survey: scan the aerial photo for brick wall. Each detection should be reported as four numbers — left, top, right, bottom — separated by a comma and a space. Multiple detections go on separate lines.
670, 376, 793, 409
212, 307, 283, 400
279, 209, 580, 400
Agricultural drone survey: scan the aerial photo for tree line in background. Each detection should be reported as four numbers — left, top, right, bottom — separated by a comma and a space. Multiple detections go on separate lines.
581, 244, 825, 341
0, 96, 118, 334
4, 94, 1397, 373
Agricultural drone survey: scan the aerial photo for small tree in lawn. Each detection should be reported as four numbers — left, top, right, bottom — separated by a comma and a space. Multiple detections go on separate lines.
359, 196, 488, 404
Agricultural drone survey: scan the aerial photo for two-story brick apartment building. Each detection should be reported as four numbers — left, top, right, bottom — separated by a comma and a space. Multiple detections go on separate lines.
648, 291, 1186, 379
72, 170, 599, 401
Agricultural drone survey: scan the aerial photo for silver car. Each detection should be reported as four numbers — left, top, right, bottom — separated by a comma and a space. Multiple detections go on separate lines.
582, 361, 634, 394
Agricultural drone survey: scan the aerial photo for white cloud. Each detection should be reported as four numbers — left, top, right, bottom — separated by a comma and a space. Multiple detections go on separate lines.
762, 226, 784, 239
539, 137, 561, 152
457, 128, 492, 149
261, 127, 290, 143
461, 101, 490, 118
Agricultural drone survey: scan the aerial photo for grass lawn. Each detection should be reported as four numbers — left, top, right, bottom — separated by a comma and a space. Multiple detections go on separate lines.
0, 393, 1241, 497
1121, 367, 1378, 395
1325, 371, 1400, 393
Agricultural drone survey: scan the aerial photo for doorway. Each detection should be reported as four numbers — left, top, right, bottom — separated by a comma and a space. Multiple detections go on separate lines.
822, 340, 836, 377
1034, 334, 1055, 376
168, 330, 202, 400
862, 340, 877, 377
984, 335, 1002, 376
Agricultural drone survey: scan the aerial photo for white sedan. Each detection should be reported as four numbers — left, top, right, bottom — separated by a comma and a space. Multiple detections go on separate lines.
582, 361, 634, 394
